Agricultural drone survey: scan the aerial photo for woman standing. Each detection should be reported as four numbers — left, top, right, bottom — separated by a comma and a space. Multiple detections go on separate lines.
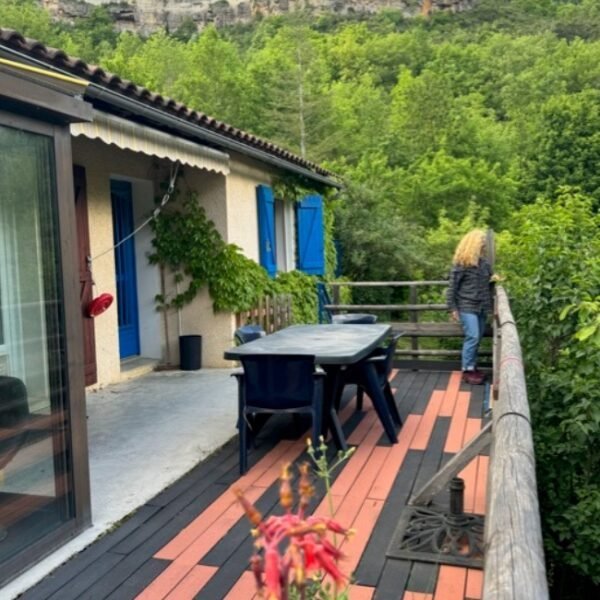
446, 229, 494, 385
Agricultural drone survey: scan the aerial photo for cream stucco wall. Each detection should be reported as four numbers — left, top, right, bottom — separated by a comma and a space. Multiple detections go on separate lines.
166, 166, 233, 369
225, 152, 276, 256
175, 155, 280, 369
73, 137, 291, 376
72, 137, 159, 387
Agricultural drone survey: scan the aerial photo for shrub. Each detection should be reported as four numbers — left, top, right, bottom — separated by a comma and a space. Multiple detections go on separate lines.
497, 188, 600, 593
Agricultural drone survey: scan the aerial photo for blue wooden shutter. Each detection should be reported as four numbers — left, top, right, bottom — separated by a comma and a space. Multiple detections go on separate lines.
256, 185, 277, 277
296, 194, 325, 275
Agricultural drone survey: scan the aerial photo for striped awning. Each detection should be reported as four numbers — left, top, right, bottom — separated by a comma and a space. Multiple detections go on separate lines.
71, 110, 230, 175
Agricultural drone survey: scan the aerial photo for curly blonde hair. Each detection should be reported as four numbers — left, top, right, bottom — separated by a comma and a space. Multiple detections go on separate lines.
453, 229, 486, 267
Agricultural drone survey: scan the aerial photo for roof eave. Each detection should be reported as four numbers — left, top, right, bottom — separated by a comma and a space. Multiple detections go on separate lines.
85, 83, 342, 189
0, 36, 341, 189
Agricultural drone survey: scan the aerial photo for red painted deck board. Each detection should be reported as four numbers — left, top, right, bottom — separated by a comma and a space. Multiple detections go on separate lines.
411, 390, 444, 450
349, 584, 376, 599
444, 391, 471, 454
325, 417, 386, 500
459, 419, 482, 513
329, 446, 390, 527
346, 405, 378, 446
162, 565, 217, 600
434, 565, 467, 600
462, 418, 482, 447
343, 498, 385, 574
172, 486, 263, 567
134, 562, 195, 600
439, 372, 462, 417
223, 571, 257, 600
465, 569, 483, 600
369, 414, 421, 500
404, 593, 434, 600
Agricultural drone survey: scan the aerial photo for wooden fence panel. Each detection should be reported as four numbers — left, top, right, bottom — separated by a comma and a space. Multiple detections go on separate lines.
236, 294, 293, 333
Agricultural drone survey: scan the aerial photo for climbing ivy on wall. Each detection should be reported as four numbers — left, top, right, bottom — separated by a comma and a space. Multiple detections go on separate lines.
149, 187, 324, 322
149, 190, 271, 313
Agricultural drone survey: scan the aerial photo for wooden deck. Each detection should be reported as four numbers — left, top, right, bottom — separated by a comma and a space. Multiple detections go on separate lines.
22, 370, 490, 600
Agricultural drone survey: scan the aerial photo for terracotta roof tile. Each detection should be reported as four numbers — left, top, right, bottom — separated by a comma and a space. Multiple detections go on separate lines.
0, 28, 333, 178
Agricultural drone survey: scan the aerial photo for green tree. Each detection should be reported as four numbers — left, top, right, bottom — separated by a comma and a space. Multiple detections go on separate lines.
245, 25, 331, 158
103, 30, 186, 95
59, 7, 118, 63
171, 27, 251, 125
387, 68, 454, 166
525, 90, 600, 206
397, 149, 516, 228
0, 0, 58, 44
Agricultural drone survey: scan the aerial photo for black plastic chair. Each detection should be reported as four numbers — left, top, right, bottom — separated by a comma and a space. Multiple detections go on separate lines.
336, 334, 403, 425
234, 325, 266, 345
233, 355, 325, 474
317, 284, 377, 324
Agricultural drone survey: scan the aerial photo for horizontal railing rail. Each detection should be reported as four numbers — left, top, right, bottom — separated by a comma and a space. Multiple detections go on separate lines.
484, 286, 549, 599
321, 280, 492, 364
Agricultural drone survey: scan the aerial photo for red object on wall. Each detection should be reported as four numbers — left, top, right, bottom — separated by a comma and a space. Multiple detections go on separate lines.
86, 293, 114, 318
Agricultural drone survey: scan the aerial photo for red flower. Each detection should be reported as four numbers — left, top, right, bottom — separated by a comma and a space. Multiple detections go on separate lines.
234, 463, 352, 599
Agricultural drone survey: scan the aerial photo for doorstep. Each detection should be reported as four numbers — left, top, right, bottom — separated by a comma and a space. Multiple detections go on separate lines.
120, 356, 159, 382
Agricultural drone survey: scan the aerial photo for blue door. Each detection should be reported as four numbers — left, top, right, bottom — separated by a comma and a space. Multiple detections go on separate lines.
111, 180, 140, 358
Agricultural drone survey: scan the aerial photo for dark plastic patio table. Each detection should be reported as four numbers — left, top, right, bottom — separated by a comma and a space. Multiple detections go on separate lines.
224, 324, 399, 450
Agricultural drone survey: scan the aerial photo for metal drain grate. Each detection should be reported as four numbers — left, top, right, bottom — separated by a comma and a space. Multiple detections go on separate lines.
387, 478, 484, 568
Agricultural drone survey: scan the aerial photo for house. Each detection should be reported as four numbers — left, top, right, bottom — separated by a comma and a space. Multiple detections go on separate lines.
0, 28, 338, 586
1, 28, 339, 388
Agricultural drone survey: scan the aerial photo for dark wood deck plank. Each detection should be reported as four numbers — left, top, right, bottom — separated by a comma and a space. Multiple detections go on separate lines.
465, 381, 485, 419
146, 441, 238, 507
434, 371, 451, 391
96, 558, 169, 600
20, 504, 161, 600
373, 560, 412, 600
398, 372, 435, 422
408, 372, 442, 416
353, 450, 423, 587
407, 561, 440, 594
412, 418, 452, 496
45, 552, 123, 600
111, 483, 228, 556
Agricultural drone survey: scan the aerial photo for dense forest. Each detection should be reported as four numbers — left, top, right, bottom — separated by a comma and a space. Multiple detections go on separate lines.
1, 0, 599, 596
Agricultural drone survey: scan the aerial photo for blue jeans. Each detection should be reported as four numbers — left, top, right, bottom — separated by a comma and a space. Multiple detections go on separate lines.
459, 311, 486, 371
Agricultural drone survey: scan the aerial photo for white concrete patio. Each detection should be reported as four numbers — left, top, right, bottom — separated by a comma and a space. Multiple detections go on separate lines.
2, 368, 237, 599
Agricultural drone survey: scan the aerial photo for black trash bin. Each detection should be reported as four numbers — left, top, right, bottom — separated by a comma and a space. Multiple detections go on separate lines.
179, 335, 202, 370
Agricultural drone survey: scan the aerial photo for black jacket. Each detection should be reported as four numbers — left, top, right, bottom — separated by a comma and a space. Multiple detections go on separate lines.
446, 259, 493, 314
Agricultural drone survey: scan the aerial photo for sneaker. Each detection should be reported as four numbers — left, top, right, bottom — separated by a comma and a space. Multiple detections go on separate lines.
462, 370, 485, 385
473, 369, 487, 382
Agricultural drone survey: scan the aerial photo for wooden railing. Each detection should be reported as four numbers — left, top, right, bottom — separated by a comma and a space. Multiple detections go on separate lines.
235, 293, 292, 334
484, 286, 549, 599
324, 280, 492, 365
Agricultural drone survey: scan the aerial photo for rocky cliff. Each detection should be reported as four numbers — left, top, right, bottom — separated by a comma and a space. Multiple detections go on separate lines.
40, 1, 477, 35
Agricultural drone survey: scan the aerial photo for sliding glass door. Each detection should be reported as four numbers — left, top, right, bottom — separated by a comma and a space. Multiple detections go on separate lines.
0, 121, 76, 568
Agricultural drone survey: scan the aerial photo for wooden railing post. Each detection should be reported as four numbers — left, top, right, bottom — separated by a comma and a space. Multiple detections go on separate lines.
409, 284, 419, 358
484, 286, 549, 600
332, 285, 340, 316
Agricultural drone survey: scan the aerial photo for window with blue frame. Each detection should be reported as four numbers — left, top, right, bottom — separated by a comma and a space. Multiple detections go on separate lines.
257, 185, 325, 277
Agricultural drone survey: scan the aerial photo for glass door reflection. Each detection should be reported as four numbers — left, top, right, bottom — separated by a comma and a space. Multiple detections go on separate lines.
0, 123, 73, 561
